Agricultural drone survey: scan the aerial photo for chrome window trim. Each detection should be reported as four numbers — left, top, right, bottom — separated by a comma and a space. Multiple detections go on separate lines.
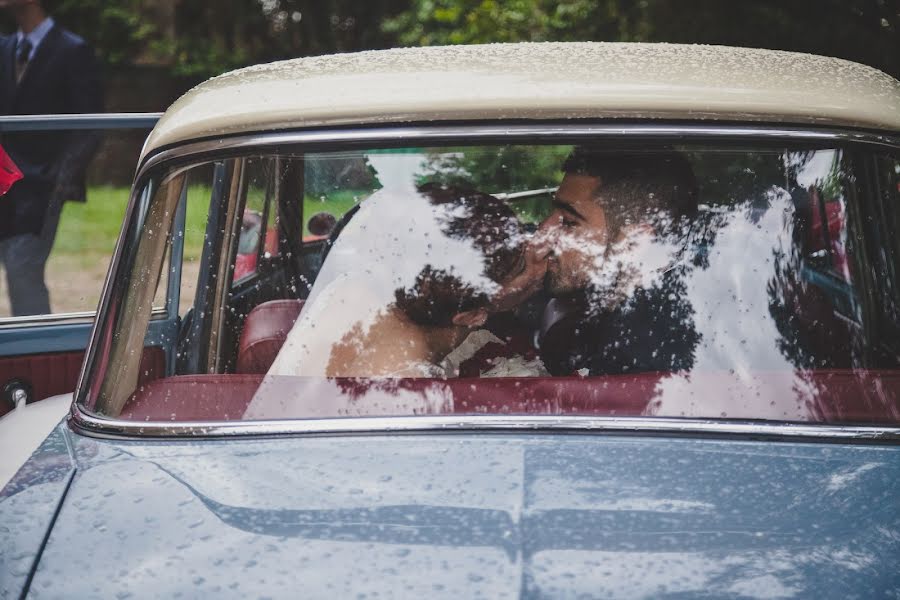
73, 121, 900, 441
0, 306, 167, 329
0, 310, 96, 327
137, 123, 900, 179
0, 112, 161, 131
69, 408, 900, 443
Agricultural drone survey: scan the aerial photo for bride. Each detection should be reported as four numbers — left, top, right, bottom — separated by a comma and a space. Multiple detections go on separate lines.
265, 182, 540, 379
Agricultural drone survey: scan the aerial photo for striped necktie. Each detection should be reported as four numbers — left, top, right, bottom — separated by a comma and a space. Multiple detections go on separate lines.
15, 38, 32, 83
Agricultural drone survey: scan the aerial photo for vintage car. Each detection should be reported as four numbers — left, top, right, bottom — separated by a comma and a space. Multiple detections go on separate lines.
2, 42, 900, 597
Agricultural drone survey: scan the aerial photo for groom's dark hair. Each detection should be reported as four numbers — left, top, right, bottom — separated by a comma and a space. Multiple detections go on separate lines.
563, 147, 698, 234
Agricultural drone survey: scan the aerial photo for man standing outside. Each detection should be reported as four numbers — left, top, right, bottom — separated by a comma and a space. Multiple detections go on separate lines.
0, 0, 103, 316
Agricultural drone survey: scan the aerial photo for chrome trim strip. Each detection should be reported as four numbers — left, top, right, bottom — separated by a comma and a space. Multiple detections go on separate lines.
0, 306, 166, 328
138, 123, 900, 178
0, 310, 95, 327
0, 112, 161, 131
73, 122, 900, 441
73, 179, 142, 409
69, 404, 900, 442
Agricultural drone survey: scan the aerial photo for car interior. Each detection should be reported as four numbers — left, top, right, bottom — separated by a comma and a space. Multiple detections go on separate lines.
81, 145, 900, 425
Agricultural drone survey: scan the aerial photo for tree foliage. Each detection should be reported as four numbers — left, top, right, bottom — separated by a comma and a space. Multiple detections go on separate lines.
149, 0, 409, 77
2, 0, 408, 77
384, 0, 899, 78
0, 0, 154, 66
383, 0, 649, 46
2, 0, 897, 79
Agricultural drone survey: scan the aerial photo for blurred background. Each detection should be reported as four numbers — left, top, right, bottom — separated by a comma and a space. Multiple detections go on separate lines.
0, 0, 897, 316
3, 0, 897, 111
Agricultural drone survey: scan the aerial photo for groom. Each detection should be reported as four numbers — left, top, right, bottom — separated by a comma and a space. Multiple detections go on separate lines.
496, 147, 702, 376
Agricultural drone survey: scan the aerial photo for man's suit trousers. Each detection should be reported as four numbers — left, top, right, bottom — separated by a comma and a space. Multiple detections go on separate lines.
0, 188, 62, 316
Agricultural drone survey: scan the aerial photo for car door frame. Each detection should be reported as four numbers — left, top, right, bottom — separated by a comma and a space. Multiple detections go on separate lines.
0, 113, 162, 412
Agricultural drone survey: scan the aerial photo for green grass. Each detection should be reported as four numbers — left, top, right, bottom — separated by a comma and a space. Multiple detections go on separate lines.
183, 184, 213, 260
52, 184, 212, 266
52, 185, 131, 268
52, 185, 369, 268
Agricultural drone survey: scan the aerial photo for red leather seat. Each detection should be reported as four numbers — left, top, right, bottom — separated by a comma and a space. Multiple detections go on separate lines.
120, 370, 900, 423
236, 299, 304, 374
121, 374, 263, 421
120, 373, 659, 422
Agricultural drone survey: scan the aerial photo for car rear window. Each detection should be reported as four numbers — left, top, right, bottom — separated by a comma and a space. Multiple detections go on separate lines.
80, 141, 900, 426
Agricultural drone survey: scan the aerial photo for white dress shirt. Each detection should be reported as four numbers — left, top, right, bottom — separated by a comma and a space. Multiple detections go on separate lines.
16, 16, 55, 61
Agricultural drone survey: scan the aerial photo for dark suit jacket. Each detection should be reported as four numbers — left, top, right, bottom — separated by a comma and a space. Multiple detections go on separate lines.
0, 23, 103, 238
539, 271, 702, 376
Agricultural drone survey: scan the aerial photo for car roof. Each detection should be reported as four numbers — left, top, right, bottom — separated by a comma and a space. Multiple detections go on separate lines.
142, 42, 900, 158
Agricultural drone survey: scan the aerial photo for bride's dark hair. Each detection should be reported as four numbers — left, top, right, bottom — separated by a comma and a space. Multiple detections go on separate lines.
395, 183, 525, 327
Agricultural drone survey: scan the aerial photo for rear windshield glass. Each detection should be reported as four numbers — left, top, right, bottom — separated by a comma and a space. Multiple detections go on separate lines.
82, 142, 900, 426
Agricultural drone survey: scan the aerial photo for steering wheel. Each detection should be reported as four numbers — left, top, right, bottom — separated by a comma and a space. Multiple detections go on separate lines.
319, 203, 361, 265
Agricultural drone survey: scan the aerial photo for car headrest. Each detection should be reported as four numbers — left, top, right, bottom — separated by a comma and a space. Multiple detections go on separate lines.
236, 299, 304, 374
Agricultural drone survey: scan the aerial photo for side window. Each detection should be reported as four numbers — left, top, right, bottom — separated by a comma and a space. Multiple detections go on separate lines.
233, 158, 275, 285
877, 156, 900, 289
303, 152, 380, 240
790, 150, 852, 285
873, 155, 900, 346
176, 166, 215, 318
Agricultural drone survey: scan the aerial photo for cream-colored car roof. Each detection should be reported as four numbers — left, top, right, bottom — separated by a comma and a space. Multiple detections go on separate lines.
143, 42, 900, 157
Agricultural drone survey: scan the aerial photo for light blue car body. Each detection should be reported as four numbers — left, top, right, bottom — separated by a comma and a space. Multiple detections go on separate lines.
3, 423, 898, 598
